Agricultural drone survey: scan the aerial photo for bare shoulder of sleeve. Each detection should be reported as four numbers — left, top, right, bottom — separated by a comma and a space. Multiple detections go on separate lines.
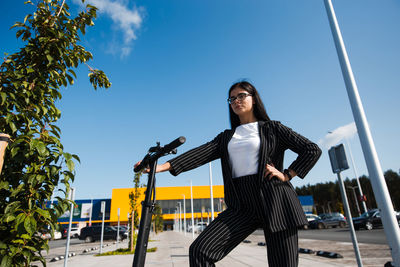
274, 121, 322, 178
167, 131, 224, 176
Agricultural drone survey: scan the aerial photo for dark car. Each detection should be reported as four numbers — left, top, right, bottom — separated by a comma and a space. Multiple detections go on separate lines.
79, 226, 127, 242
353, 209, 400, 230
309, 213, 346, 229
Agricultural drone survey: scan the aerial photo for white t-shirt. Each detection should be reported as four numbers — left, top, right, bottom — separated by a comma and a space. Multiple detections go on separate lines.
227, 121, 260, 178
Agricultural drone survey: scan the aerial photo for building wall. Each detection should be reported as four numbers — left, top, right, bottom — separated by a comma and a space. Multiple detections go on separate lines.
110, 185, 225, 223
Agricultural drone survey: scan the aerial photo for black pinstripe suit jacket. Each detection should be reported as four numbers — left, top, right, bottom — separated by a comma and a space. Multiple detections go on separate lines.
168, 120, 322, 232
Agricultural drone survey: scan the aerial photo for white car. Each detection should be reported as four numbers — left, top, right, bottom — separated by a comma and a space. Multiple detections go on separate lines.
70, 227, 80, 238
187, 222, 208, 233
306, 214, 320, 222
53, 230, 62, 240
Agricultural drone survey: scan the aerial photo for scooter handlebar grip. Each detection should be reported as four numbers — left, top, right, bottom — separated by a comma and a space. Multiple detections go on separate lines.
163, 136, 186, 154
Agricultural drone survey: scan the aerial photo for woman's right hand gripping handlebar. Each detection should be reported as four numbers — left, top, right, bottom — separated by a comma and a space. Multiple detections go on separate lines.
134, 161, 171, 174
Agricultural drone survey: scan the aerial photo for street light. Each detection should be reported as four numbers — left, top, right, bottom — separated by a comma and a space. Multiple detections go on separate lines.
177, 202, 182, 233
182, 194, 186, 235
347, 186, 361, 217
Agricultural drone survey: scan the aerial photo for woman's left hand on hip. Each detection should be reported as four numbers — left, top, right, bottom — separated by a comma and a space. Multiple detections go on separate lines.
264, 163, 287, 182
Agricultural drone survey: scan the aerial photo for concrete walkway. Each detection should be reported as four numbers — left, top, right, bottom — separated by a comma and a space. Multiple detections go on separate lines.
47, 230, 393, 267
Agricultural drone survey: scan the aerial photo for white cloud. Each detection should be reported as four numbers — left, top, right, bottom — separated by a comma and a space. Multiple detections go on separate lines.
74, 0, 143, 58
318, 122, 357, 149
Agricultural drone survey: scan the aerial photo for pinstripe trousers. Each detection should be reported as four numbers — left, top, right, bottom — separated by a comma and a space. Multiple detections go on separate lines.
189, 175, 299, 267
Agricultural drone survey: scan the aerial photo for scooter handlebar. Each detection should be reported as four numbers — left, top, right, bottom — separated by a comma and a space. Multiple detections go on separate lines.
134, 136, 186, 173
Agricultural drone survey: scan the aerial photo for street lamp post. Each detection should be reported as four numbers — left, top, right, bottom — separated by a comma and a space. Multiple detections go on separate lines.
182, 194, 186, 236
190, 180, 195, 239
347, 186, 361, 217
209, 162, 215, 221
344, 138, 368, 214
177, 202, 182, 233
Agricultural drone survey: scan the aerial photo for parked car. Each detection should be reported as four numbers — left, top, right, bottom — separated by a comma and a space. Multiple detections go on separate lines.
79, 226, 127, 242
309, 213, 346, 229
319, 212, 346, 220
302, 214, 320, 230
306, 214, 320, 222
37, 229, 62, 240
353, 209, 400, 230
61, 226, 81, 238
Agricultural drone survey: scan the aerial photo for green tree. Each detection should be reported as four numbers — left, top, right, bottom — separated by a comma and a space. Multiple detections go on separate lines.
128, 171, 142, 250
0, 1, 110, 265
384, 169, 400, 210
152, 203, 163, 234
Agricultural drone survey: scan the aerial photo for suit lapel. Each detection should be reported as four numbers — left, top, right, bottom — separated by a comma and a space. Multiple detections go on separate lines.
258, 121, 274, 182
258, 121, 267, 181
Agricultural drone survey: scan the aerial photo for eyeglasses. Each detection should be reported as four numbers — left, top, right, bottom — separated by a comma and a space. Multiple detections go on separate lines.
227, 92, 252, 104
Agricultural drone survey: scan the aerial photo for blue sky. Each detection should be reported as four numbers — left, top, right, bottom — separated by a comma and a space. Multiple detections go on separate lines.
1, 1, 399, 199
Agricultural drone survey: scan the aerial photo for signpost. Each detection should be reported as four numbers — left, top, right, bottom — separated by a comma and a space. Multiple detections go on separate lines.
100, 201, 105, 254
117, 208, 120, 249
329, 144, 362, 267
63, 188, 75, 267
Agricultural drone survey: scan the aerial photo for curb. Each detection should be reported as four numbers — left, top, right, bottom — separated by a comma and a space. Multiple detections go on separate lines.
316, 250, 343, 258
83, 246, 99, 253
50, 252, 76, 262
83, 243, 114, 253
299, 248, 314, 254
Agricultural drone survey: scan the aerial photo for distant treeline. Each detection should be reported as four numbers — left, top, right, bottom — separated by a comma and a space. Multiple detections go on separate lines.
295, 169, 400, 217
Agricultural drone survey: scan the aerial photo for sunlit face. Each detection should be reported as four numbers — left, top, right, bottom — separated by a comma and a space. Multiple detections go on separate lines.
229, 87, 255, 117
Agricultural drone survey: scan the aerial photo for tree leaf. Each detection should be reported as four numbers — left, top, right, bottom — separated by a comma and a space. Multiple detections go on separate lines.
46, 54, 53, 64
0, 255, 11, 267
11, 147, 19, 158
72, 154, 80, 163
24, 216, 37, 234
9, 122, 17, 133
66, 160, 75, 172
35, 208, 50, 219
36, 142, 47, 156
20, 234, 31, 240
0, 92, 6, 104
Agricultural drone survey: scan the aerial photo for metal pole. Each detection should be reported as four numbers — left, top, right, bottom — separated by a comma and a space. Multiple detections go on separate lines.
209, 162, 215, 221
117, 208, 120, 249
183, 194, 187, 235
177, 202, 182, 233
89, 198, 93, 226
100, 201, 105, 254
190, 180, 195, 239
347, 186, 361, 217
174, 210, 176, 232
64, 188, 75, 267
324, 1, 400, 265
345, 138, 368, 214
130, 211, 134, 252
337, 173, 363, 267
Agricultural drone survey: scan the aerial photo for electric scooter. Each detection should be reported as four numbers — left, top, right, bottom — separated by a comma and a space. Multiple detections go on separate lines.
132, 136, 186, 267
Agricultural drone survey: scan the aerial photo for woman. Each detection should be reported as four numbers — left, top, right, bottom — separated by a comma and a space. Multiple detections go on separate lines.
137, 81, 321, 266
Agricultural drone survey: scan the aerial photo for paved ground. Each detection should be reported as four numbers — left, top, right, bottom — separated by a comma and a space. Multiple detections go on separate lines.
43, 231, 393, 266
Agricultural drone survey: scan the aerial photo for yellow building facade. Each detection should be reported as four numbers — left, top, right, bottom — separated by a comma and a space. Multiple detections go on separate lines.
110, 185, 226, 225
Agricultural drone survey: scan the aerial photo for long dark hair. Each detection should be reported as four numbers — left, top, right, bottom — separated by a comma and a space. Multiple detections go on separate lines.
228, 81, 270, 129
